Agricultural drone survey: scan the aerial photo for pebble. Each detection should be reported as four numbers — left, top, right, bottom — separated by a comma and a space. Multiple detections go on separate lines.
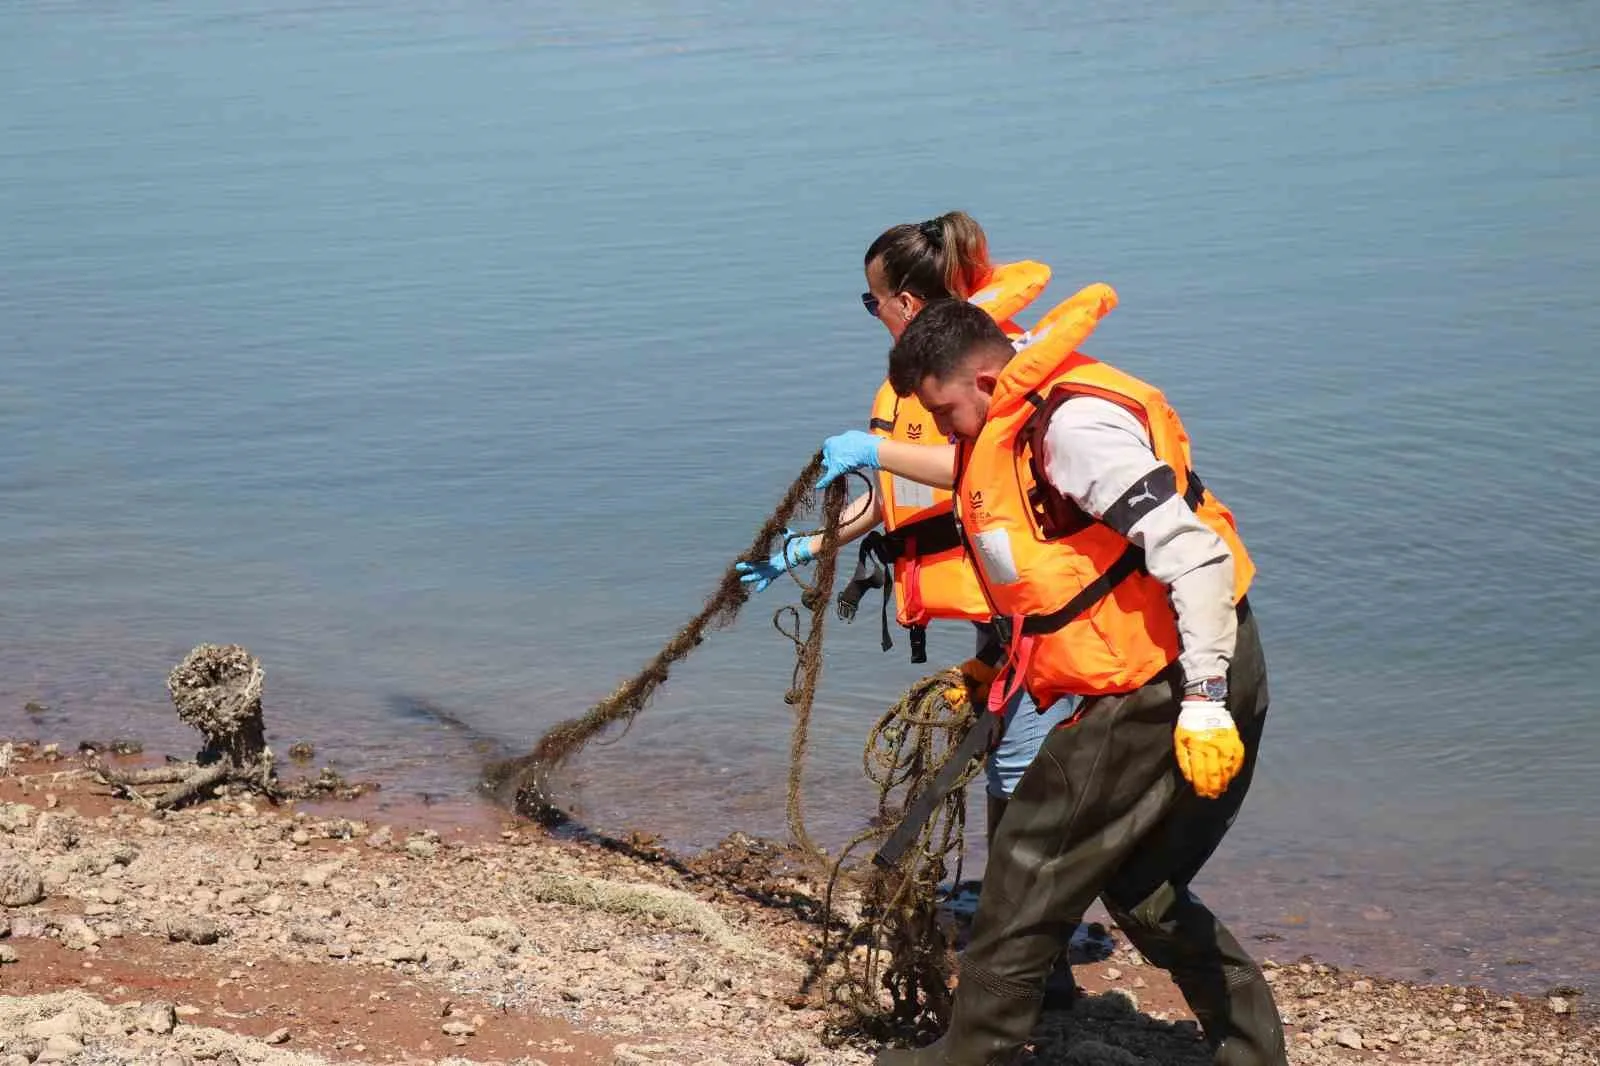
1336, 1028, 1364, 1050
0, 854, 46, 907
327, 942, 352, 958
302, 861, 341, 888
61, 915, 100, 950
1548, 996, 1571, 1015
773, 1039, 810, 1064
0, 944, 18, 964
26, 1010, 84, 1041
137, 1001, 179, 1035
1104, 967, 1122, 980
291, 829, 312, 846
442, 1020, 476, 1036
265, 1027, 291, 1045
289, 924, 327, 945
166, 915, 222, 945
37, 1034, 84, 1063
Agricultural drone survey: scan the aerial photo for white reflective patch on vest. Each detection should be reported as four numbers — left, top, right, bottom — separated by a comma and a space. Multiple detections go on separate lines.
968, 284, 1000, 307
973, 528, 1022, 586
1012, 322, 1052, 352
891, 475, 935, 513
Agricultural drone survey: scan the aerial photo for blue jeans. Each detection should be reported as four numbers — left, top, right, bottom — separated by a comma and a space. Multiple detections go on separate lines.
985, 687, 1080, 799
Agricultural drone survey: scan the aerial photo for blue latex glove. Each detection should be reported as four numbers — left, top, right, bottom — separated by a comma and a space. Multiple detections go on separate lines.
817, 430, 882, 490
735, 529, 816, 593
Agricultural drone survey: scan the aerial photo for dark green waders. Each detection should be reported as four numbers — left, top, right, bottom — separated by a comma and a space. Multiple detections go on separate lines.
881, 607, 1287, 1066
985, 794, 1081, 1012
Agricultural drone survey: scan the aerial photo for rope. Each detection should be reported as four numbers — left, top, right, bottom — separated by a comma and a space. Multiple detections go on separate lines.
806, 669, 986, 1039
484, 457, 991, 1037
481, 453, 840, 820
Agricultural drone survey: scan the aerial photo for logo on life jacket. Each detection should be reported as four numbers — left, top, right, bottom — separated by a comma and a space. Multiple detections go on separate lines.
906, 422, 923, 441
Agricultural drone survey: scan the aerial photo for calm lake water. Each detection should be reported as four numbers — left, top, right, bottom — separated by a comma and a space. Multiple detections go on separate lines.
3, 0, 1598, 996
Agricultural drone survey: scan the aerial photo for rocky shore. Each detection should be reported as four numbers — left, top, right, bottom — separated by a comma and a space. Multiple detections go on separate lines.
1, 740, 1594, 1066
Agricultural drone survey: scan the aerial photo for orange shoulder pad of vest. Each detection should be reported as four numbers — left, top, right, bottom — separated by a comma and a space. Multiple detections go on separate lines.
969, 260, 1052, 324
1000, 283, 1119, 397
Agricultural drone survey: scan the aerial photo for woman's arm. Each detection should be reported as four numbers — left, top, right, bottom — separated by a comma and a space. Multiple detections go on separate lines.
804, 484, 883, 556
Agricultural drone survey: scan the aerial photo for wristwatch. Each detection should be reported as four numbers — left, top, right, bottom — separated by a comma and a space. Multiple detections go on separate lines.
1182, 676, 1229, 702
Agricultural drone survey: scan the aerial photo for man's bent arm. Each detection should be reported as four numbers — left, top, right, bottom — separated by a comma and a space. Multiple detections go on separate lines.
1040, 397, 1237, 683
874, 440, 958, 490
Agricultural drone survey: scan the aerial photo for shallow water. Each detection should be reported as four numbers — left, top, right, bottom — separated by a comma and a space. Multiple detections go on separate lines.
3, 0, 1598, 995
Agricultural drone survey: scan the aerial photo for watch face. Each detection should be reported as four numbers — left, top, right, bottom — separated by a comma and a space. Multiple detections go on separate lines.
1189, 678, 1228, 700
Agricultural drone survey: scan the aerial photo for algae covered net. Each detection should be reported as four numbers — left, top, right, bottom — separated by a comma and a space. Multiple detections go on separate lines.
483, 456, 992, 1037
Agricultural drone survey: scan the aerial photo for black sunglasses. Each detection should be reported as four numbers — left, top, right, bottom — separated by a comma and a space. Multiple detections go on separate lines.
862, 285, 929, 318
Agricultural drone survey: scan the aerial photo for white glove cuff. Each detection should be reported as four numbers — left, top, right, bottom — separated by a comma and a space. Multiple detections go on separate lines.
1177, 700, 1233, 732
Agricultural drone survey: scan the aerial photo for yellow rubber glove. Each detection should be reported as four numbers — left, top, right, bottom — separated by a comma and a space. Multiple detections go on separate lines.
942, 658, 1000, 713
1173, 700, 1245, 799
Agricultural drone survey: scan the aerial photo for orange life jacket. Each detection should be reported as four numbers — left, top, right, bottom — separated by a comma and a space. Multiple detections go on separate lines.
836, 260, 1051, 662
954, 283, 1254, 705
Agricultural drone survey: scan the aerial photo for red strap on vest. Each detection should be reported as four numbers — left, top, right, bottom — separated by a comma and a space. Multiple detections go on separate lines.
985, 630, 1093, 733
986, 619, 1037, 717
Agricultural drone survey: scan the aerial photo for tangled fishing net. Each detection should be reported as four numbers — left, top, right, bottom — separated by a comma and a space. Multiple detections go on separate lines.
483, 456, 995, 1038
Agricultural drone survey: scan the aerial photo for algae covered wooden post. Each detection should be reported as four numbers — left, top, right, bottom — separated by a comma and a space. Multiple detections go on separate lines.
89, 642, 368, 810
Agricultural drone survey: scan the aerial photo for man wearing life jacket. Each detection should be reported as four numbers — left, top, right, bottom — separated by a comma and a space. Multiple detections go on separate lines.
815, 293, 1288, 1066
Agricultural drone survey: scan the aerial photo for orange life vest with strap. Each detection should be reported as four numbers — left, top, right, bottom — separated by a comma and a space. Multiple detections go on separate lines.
954, 283, 1254, 707
836, 260, 1051, 662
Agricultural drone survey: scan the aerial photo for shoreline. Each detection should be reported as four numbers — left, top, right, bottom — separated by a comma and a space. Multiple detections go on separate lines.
13, 688, 1599, 999
0, 739, 1595, 1066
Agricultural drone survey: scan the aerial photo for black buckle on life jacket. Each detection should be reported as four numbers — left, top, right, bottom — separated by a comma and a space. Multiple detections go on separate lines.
837, 530, 896, 655
835, 512, 963, 664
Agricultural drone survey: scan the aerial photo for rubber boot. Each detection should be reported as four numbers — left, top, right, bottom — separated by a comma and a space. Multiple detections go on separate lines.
984, 793, 1008, 849
987, 793, 1078, 1013
1105, 886, 1287, 1066
875, 960, 1039, 1066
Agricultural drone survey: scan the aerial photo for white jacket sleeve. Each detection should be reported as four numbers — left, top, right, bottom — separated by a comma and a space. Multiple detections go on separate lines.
1040, 396, 1237, 683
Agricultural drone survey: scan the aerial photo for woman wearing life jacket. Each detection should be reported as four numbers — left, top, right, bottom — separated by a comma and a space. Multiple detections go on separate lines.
737, 210, 1079, 820
735, 211, 1084, 1006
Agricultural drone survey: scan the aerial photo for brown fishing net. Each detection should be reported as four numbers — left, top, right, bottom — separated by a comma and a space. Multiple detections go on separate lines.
483, 456, 992, 1038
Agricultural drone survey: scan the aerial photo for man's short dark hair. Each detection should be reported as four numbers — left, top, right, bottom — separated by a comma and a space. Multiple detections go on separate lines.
888, 298, 1011, 397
